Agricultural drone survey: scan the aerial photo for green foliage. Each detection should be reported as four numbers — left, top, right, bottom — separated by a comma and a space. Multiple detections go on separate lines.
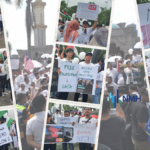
98, 8, 111, 26
145, 56, 148, 59
49, 103, 55, 113
63, 105, 81, 112
97, 50, 106, 61
76, 47, 92, 54
137, 0, 150, 4
60, 0, 67, 11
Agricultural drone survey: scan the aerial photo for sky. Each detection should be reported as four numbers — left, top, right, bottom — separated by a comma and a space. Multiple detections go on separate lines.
2, 0, 59, 53
113, 0, 139, 31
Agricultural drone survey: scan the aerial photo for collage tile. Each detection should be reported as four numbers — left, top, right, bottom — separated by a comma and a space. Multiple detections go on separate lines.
0, 0, 150, 150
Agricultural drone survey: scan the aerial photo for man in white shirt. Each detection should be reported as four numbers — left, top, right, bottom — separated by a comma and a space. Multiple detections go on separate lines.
33, 72, 41, 88
53, 109, 61, 124
58, 48, 74, 100
129, 84, 140, 98
105, 76, 118, 96
73, 107, 97, 150
16, 82, 28, 95
74, 52, 95, 102
26, 95, 46, 150
124, 61, 139, 85
70, 110, 74, 117
106, 63, 118, 82
24, 76, 31, 91
132, 50, 142, 63
82, 19, 98, 45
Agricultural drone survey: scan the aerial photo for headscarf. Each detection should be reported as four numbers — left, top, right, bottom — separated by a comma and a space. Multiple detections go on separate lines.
64, 20, 80, 43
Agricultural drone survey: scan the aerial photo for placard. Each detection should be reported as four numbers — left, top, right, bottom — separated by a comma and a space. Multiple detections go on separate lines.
13, 136, 18, 148
10, 59, 19, 70
76, 2, 99, 21
138, 3, 150, 48
58, 62, 78, 92
0, 123, 12, 146
57, 117, 78, 125
74, 123, 97, 144
45, 124, 75, 143
77, 65, 98, 95
51, 59, 58, 92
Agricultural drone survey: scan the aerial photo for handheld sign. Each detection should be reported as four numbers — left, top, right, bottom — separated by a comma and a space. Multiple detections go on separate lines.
57, 117, 78, 125
138, 3, 150, 49
76, 2, 99, 21
0, 123, 12, 146
58, 62, 78, 92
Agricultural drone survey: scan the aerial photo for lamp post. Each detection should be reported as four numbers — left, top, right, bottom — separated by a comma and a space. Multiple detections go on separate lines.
105, 1, 108, 26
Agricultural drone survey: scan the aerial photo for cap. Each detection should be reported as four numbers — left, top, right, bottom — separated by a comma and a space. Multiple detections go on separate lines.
139, 86, 148, 94
86, 52, 92, 56
66, 48, 74, 53
56, 109, 59, 111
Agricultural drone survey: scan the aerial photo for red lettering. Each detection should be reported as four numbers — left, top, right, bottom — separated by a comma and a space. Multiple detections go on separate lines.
88, 5, 96, 10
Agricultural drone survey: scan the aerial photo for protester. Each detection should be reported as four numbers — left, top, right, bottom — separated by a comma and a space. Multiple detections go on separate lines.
53, 109, 61, 123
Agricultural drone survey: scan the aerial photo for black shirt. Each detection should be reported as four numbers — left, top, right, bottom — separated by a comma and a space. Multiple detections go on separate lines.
132, 101, 149, 142
98, 116, 126, 150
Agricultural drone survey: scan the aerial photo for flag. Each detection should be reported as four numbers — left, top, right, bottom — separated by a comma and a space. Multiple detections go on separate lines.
7, 116, 14, 128
66, 46, 74, 50
0, 110, 7, 118
117, 59, 120, 72
60, 11, 71, 19
24, 51, 34, 71
63, 10, 66, 14
3, 51, 7, 57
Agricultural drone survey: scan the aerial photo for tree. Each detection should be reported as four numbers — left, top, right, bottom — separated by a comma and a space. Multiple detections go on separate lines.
49, 103, 55, 113
60, 0, 67, 11
98, 7, 111, 26
145, 56, 148, 59
137, 0, 150, 4
97, 50, 106, 61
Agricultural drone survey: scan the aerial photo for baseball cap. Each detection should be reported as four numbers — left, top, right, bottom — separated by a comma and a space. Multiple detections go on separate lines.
86, 52, 92, 56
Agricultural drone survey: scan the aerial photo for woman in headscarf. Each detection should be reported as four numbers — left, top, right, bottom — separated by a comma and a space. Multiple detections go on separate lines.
64, 20, 82, 44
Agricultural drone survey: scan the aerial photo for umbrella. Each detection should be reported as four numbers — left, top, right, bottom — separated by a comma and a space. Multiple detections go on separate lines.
134, 42, 142, 49
23, 60, 42, 68
41, 53, 52, 58
128, 48, 133, 54
107, 56, 122, 62
46, 63, 51, 68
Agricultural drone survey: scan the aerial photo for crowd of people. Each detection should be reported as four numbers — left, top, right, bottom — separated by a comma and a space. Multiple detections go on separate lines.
0, 9, 3, 34
97, 49, 150, 150
0, 51, 12, 101
44, 106, 98, 150
11, 52, 51, 150
51, 45, 105, 104
57, 13, 108, 47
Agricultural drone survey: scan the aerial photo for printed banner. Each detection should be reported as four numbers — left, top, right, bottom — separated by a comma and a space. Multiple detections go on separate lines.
58, 62, 78, 92
51, 59, 58, 92
77, 65, 98, 95
45, 124, 75, 143
0, 123, 12, 146
138, 3, 150, 48
76, 2, 99, 21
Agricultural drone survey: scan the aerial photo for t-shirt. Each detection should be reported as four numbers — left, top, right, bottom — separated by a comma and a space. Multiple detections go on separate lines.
79, 117, 97, 124
26, 111, 45, 150
98, 116, 126, 150
58, 58, 72, 68
117, 74, 124, 86
106, 68, 118, 82
79, 61, 95, 66
84, 27, 93, 45
132, 102, 149, 142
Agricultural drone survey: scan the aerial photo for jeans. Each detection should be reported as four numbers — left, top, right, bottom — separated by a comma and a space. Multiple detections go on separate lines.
0, 21, 3, 31
51, 92, 58, 98
93, 88, 101, 104
62, 143, 74, 150
79, 143, 93, 150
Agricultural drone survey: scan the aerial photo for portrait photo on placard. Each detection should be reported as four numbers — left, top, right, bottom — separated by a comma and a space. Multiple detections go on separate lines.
98, 0, 150, 150
0, 50, 13, 106
0, 109, 19, 149
57, 0, 112, 47
44, 102, 99, 150
50, 44, 106, 104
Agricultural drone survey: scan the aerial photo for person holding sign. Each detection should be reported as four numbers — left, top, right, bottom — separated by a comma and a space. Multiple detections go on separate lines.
82, 19, 98, 45
74, 52, 97, 102
72, 107, 97, 150
58, 48, 74, 100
